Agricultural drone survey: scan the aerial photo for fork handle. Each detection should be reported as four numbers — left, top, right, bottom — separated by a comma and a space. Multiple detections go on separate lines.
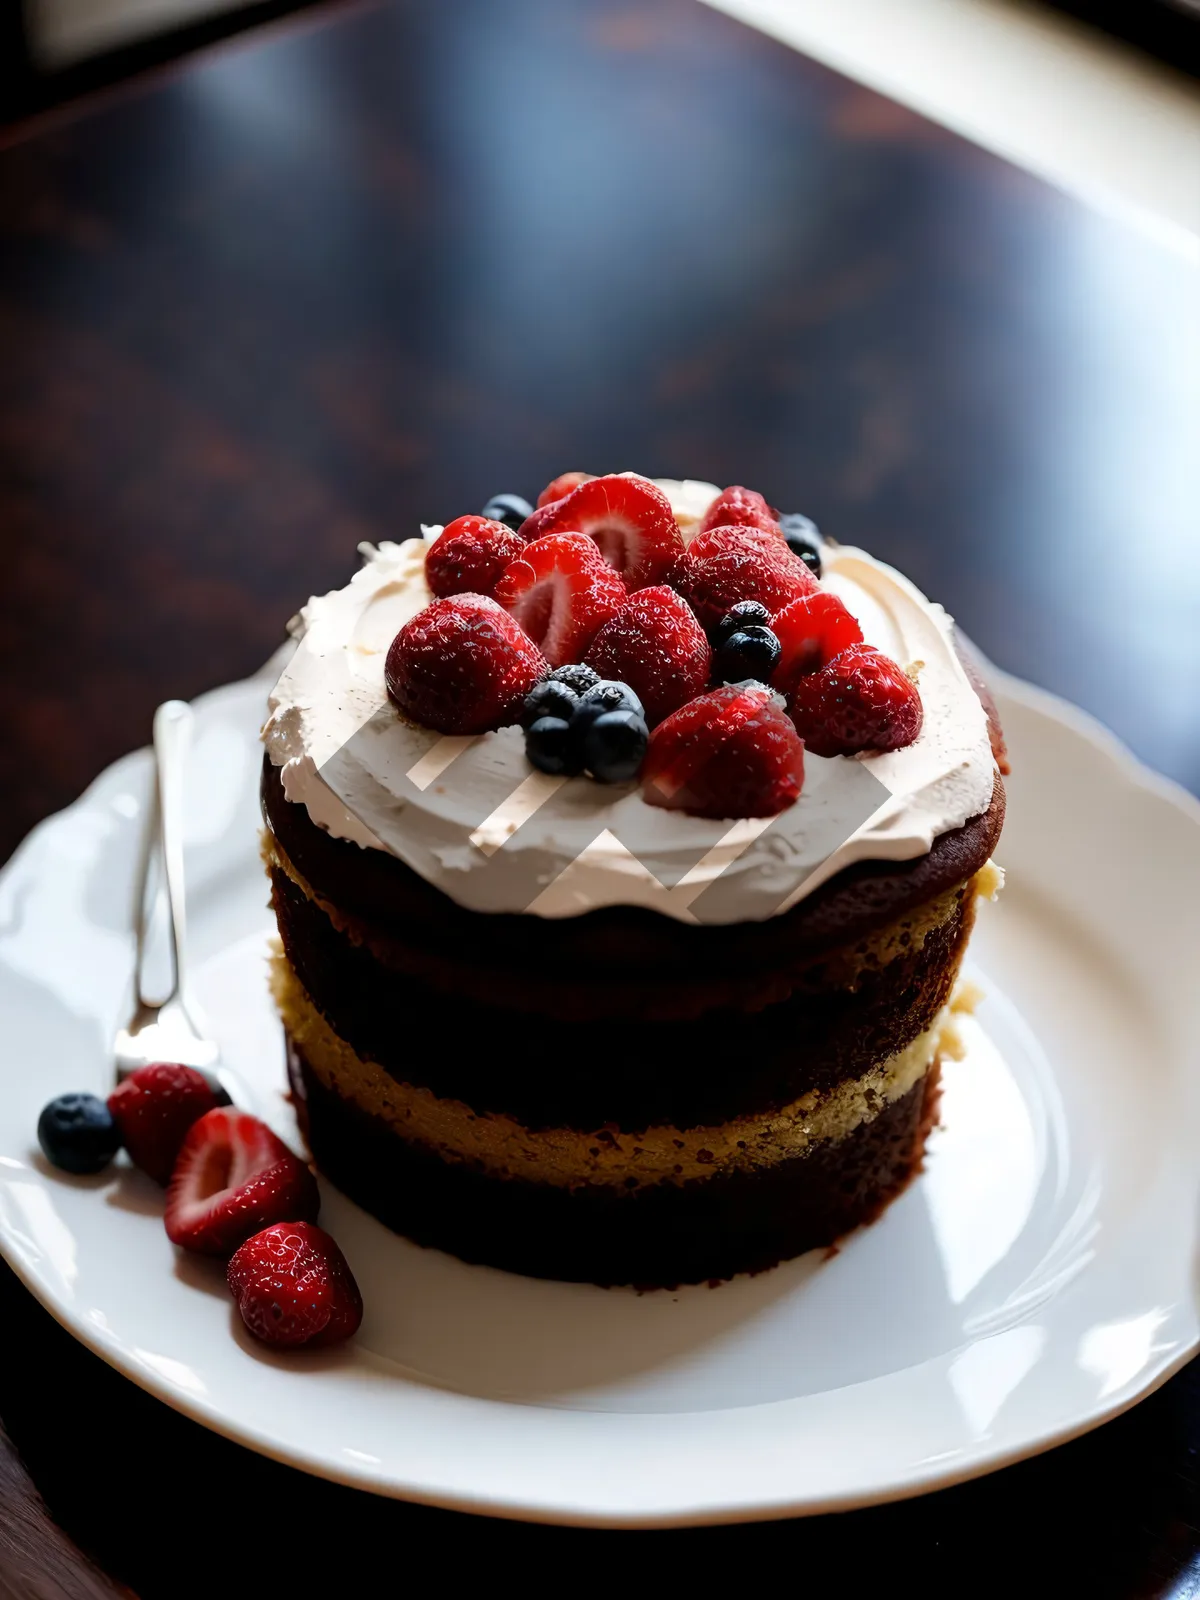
144, 700, 193, 1007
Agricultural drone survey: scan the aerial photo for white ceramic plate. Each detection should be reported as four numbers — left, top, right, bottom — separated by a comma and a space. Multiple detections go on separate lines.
0, 664, 1197, 1527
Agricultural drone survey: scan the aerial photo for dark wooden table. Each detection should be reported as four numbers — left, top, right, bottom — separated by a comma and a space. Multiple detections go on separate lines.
1, 1, 1197, 1594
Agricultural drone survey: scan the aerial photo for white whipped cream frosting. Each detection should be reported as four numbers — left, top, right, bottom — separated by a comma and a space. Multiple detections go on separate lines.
262, 479, 996, 922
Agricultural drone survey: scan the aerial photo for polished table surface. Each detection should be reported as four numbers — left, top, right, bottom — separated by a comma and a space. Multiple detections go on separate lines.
0, 0, 1197, 1594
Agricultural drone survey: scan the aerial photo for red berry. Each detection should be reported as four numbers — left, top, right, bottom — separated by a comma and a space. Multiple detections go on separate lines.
494, 532, 626, 667
519, 474, 683, 590
675, 526, 816, 635
584, 586, 712, 726
228, 1222, 363, 1350
772, 590, 864, 692
385, 595, 547, 734
425, 516, 524, 599
788, 643, 924, 757
536, 470, 593, 508
164, 1107, 319, 1258
642, 683, 805, 819
699, 485, 782, 539
107, 1064, 219, 1186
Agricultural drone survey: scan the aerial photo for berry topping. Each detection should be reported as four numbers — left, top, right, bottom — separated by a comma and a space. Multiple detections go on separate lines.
519, 474, 683, 590
425, 516, 524, 600
227, 1221, 363, 1350
521, 677, 581, 728
537, 471, 593, 508
164, 1108, 319, 1258
584, 586, 711, 726
771, 590, 864, 692
642, 683, 805, 819
699, 485, 781, 538
385, 595, 547, 735
107, 1064, 220, 1186
37, 1093, 121, 1176
787, 643, 923, 758
546, 662, 599, 696
581, 709, 649, 783
674, 526, 817, 635
494, 533, 626, 667
778, 512, 823, 576
715, 625, 781, 684
574, 678, 646, 727
714, 600, 771, 643
525, 716, 581, 776
481, 493, 534, 531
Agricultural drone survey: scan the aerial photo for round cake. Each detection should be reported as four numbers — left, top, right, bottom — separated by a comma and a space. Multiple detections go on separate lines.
262, 475, 1006, 1286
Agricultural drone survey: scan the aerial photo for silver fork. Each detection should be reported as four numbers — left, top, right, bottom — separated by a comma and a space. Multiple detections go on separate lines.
113, 700, 247, 1107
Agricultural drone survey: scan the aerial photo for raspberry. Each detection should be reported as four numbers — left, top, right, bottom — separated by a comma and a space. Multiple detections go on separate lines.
519, 474, 683, 590
787, 643, 923, 757
699, 485, 782, 539
584, 586, 711, 726
771, 590, 864, 693
674, 526, 816, 635
536, 470, 593, 508
425, 516, 525, 599
494, 533, 626, 667
385, 595, 547, 734
227, 1222, 363, 1350
642, 683, 805, 819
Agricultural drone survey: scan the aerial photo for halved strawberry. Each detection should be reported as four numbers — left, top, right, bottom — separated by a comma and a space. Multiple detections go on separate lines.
228, 1222, 362, 1350
675, 526, 816, 635
536, 470, 594, 508
164, 1107, 319, 1258
584, 586, 711, 726
519, 474, 683, 590
698, 485, 782, 539
771, 590, 864, 693
642, 682, 805, 819
787, 643, 923, 757
107, 1064, 220, 1186
494, 532, 626, 666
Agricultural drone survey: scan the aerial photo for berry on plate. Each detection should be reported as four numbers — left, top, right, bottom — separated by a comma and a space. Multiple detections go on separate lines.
584, 585, 711, 726
494, 533, 626, 667
675, 526, 817, 635
481, 493, 533, 531
385, 594, 547, 734
699, 485, 781, 539
107, 1064, 220, 1186
787, 642, 923, 758
714, 624, 781, 684
537, 470, 593, 508
227, 1221, 363, 1350
518, 474, 683, 590
778, 512, 822, 576
165, 1107, 319, 1258
642, 682, 805, 819
771, 590, 863, 693
425, 516, 525, 599
37, 1092, 121, 1175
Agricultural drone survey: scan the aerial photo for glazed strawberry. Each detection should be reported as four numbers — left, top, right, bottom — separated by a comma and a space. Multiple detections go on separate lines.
771, 590, 864, 692
425, 516, 524, 599
165, 1108, 319, 1258
699, 485, 782, 539
536, 470, 593, 508
228, 1222, 363, 1350
107, 1064, 220, 1186
788, 643, 923, 758
584, 586, 711, 726
519, 474, 683, 590
385, 594, 547, 734
675, 526, 816, 635
494, 532, 626, 667
642, 683, 805, 819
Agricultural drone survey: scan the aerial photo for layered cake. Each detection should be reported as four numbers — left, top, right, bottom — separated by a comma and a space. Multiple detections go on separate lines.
263, 474, 1006, 1286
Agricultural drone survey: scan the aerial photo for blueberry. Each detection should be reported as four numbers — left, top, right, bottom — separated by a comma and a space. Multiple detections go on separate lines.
574, 679, 645, 727
716, 626, 781, 683
525, 716, 581, 775
582, 709, 649, 783
521, 678, 579, 728
37, 1092, 121, 1175
779, 513, 822, 576
482, 493, 534, 531
547, 663, 600, 696
714, 600, 771, 644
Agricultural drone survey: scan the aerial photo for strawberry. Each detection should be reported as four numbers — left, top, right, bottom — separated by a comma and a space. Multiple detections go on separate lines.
675, 526, 816, 635
642, 683, 805, 819
699, 485, 782, 539
536, 470, 593, 508
385, 594, 547, 734
107, 1064, 220, 1186
584, 586, 711, 726
165, 1107, 319, 1258
519, 474, 683, 590
228, 1222, 363, 1350
425, 516, 525, 599
494, 532, 626, 667
787, 643, 923, 757
771, 590, 864, 693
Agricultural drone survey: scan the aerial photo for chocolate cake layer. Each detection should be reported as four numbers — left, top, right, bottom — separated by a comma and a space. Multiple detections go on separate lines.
287, 1035, 941, 1287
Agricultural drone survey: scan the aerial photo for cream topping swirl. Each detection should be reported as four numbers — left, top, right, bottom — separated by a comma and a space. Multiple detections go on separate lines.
262, 479, 996, 922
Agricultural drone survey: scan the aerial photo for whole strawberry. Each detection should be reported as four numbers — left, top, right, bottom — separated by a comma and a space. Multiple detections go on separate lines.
675, 526, 815, 635
425, 516, 524, 600
584, 586, 711, 726
698, 485, 781, 538
536, 470, 593, 508
228, 1222, 363, 1350
107, 1064, 220, 1185
771, 590, 863, 694
385, 594, 547, 735
788, 643, 923, 757
642, 682, 805, 819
